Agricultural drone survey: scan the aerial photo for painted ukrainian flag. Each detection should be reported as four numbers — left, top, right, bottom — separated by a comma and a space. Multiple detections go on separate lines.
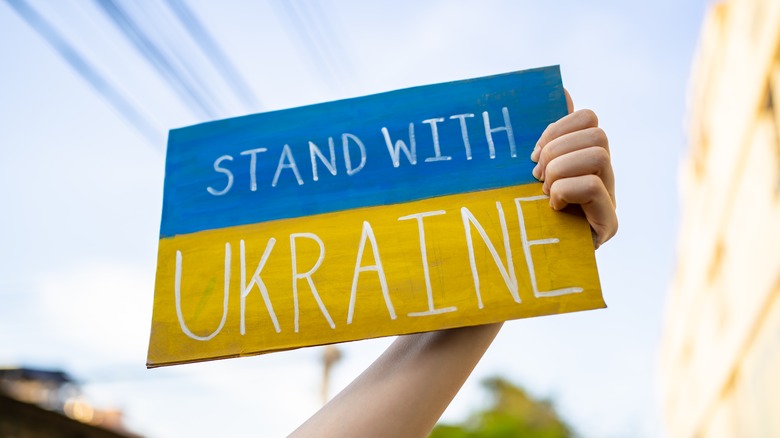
147, 65, 604, 367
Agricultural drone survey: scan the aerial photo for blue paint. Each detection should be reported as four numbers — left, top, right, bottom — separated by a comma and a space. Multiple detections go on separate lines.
160, 66, 567, 237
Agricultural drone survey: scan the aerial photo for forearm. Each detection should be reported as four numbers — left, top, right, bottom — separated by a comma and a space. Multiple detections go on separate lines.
289, 322, 503, 438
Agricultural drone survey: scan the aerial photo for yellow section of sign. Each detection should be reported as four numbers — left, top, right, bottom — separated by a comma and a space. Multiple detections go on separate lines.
147, 183, 603, 367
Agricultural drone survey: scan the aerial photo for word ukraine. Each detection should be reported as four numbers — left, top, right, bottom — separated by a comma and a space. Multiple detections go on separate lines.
148, 66, 604, 367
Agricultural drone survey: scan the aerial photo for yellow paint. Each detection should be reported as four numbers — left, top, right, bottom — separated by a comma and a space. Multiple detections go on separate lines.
147, 183, 603, 367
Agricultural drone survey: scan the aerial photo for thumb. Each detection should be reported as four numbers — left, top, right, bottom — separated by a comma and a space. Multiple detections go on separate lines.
564, 88, 574, 114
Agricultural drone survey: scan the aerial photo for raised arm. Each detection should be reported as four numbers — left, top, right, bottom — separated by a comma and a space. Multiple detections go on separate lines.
289, 322, 504, 438
289, 90, 617, 438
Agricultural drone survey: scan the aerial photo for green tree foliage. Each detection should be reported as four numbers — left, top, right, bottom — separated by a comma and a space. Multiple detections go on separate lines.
430, 377, 573, 438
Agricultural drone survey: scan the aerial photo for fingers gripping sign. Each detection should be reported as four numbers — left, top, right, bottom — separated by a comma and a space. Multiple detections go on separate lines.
530, 89, 618, 249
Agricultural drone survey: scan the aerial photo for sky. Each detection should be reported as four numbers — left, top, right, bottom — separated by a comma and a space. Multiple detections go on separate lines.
0, 1, 708, 437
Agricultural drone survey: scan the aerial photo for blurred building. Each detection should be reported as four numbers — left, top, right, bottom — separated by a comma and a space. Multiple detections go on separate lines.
660, 0, 780, 437
0, 367, 140, 438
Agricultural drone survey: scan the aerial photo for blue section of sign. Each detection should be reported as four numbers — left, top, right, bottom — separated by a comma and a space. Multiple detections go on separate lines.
160, 66, 567, 237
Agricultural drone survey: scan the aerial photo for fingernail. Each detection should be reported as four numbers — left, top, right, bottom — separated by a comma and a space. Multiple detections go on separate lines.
532, 163, 541, 180
542, 182, 549, 195
530, 144, 540, 162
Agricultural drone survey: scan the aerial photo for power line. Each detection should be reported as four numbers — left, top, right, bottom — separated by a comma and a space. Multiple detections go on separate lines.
94, 0, 221, 120
164, 0, 262, 112
297, 0, 355, 79
5, 0, 163, 148
271, 0, 353, 92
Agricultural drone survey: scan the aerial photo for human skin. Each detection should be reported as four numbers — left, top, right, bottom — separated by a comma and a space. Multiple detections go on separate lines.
289, 90, 618, 438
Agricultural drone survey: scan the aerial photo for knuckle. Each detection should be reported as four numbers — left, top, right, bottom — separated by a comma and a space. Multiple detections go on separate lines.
548, 178, 562, 196
542, 121, 559, 142
539, 140, 557, 164
590, 127, 608, 147
591, 146, 611, 169
544, 159, 561, 183
548, 184, 565, 208
577, 109, 599, 127
581, 174, 603, 197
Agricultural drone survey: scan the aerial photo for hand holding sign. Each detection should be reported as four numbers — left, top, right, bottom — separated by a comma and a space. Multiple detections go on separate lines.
290, 88, 618, 438
533, 104, 618, 248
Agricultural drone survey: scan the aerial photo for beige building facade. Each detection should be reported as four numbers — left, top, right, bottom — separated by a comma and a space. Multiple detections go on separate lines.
660, 0, 780, 436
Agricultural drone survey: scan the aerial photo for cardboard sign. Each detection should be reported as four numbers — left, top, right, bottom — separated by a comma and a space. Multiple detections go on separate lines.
147, 65, 604, 368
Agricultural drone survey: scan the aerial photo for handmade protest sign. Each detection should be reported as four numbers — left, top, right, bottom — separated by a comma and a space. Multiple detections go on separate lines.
147, 65, 604, 368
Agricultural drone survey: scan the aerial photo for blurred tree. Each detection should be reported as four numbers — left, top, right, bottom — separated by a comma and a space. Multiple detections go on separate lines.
430, 377, 573, 438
